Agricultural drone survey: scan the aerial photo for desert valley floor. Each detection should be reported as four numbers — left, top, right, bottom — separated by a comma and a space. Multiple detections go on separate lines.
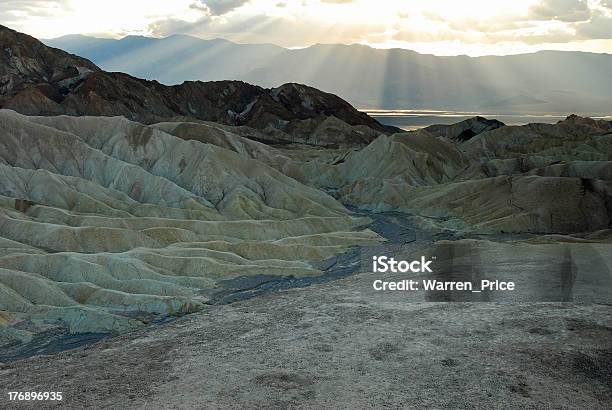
1, 273, 610, 409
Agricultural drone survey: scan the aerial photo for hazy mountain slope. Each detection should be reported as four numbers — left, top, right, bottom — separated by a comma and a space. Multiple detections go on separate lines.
45, 34, 612, 113
0, 25, 390, 146
243, 45, 612, 113
44, 34, 285, 84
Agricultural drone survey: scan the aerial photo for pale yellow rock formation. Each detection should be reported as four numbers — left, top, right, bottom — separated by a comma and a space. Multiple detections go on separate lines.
302, 126, 611, 235
0, 110, 382, 343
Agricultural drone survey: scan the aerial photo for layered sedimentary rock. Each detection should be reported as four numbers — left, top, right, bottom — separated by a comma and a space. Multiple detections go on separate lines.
0, 24, 391, 147
302, 118, 611, 235
464, 115, 612, 166
463, 115, 612, 230
301, 130, 482, 202
151, 121, 306, 181
424, 116, 505, 141
0, 109, 382, 346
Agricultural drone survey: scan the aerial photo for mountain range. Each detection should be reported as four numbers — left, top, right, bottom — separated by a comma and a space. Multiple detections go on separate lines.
45, 33, 612, 114
0, 25, 391, 147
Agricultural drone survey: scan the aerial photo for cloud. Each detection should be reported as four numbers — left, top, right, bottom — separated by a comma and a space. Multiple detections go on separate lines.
148, 1, 254, 37
529, 0, 591, 22
0, 0, 67, 20
576, 11, 612, 39
146, 0, 609, 49
4, 0, 612, 56
190, 0, 250, 16
446, 17, 535, 33
148, 17, 210, 37
392, 25, 462, 43
148, 10, 388, 47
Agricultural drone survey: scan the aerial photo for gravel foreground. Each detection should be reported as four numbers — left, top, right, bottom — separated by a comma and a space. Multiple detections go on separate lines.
1, 271, 611, 410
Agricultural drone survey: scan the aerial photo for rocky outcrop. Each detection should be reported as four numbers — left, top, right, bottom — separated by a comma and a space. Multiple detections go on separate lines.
302, 119, 612, 235
150, 121, 307, 181
463, 115, 612, 164
304, 130, 483, 191
0, 26, 99, 99
424, 116, 505, 141
0, 25, 391, 146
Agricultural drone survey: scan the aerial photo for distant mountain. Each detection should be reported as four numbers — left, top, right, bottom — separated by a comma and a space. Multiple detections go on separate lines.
1, 25, 391, 147
45, 34, 285, 84
45, 34, 612, 114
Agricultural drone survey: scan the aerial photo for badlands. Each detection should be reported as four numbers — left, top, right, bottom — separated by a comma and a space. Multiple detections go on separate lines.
0, 109, 383, 353
0, 24, 610, 409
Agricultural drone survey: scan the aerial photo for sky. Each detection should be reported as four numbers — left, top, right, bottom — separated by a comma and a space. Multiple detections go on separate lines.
1, 0, 612, 56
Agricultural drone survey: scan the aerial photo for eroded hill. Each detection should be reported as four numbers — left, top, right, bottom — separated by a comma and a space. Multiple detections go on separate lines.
0, 25, 391, 147
0, 109, 383, 349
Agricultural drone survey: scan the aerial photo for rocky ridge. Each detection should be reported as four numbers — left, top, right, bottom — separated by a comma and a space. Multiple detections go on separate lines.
424, 116, 505, 141
301, 116, 612, 235
0, 24, 392, 147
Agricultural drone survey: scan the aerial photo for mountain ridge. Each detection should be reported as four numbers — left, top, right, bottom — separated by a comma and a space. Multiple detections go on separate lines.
44, 32, 612, 114
0, 24, 392, 147
45, 32, 612, 59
